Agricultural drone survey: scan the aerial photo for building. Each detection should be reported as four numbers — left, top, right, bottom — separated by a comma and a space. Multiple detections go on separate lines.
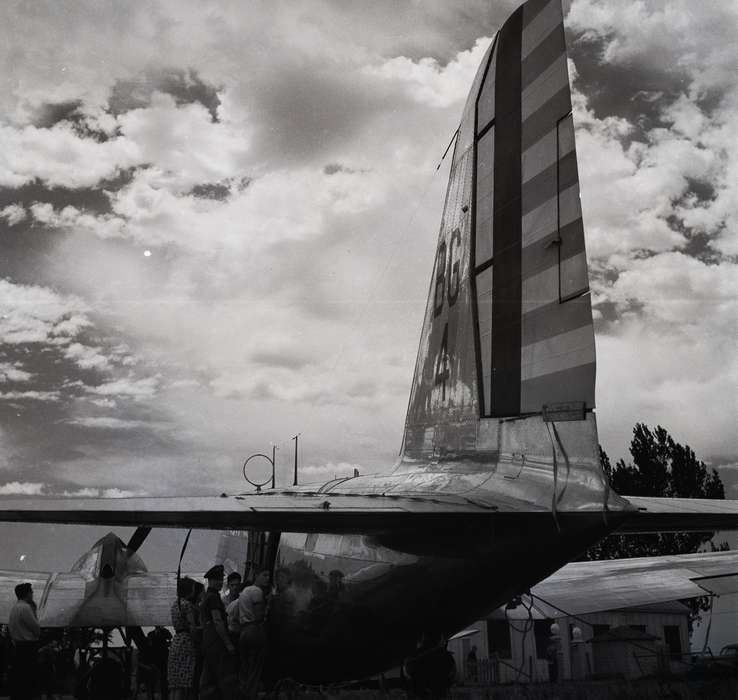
448, 600, 690, 684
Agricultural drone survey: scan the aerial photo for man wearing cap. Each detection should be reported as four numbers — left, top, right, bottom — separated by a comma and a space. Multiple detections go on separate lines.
8, 582, 41, 700
199, 565, 237, 700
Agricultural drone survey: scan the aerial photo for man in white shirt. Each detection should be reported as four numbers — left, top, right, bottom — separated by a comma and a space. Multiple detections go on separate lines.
238, 568, 270, 700
8, 582, 41, 700
225, 597, 241, 645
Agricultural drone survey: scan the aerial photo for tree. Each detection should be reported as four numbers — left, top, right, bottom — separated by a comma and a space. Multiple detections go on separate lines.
585, 423, 727, 628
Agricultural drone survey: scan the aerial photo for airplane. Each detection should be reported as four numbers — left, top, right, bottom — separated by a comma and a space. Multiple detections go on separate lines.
0, 528, 250, 629
2, 0, 738, 685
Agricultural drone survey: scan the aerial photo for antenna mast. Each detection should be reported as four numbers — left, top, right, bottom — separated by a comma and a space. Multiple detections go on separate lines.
292, 433, 301, 486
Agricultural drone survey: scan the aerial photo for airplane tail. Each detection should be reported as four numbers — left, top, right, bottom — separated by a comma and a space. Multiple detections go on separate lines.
403, 0, 599, 473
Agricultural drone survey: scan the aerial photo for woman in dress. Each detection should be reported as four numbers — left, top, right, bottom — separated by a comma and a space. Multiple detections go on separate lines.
167, 577, 199, 700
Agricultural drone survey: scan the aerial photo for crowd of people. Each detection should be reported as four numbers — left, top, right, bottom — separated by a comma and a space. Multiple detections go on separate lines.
1, 564, 277, 700
175, 564, 271, 700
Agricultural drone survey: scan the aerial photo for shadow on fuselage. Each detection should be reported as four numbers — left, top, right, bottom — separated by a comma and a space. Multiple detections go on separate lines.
264, 511, 613, 683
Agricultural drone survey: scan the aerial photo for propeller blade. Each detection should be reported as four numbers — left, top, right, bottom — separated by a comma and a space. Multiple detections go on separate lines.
126, 526, 152, 553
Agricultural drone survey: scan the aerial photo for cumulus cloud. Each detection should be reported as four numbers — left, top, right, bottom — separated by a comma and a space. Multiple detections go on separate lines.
86, 376, 159, 399
572, 71, 719, 263
0, 122, 141, 189
0, 482, 144, 497
0, 279, 91, 345
569, 0, 738, 260
0, 362, 33, 383
0, 204, 27, 226
0, 482, 45, 495
28, 160, 395, 265
364, 37, 492, 108
65, 416, 154, 430
603, 253, 738, 328
99, 488, 144, 497
63, 343, 112, 372
0, 390, 61, 401
59, 487, 144, 497
107, 164, 391, 253
29, 203, 126, 239
90, 398, 117, 408
567, 0, 738, 94
116, 93, 251, 191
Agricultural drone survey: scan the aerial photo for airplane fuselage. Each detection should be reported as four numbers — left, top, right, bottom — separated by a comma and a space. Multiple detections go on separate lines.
267, 515, 615, 681
261, 446, 632, 682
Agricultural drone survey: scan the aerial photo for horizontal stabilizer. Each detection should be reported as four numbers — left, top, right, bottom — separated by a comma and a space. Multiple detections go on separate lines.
617, 496, 738, 533
531, 549, 738, 617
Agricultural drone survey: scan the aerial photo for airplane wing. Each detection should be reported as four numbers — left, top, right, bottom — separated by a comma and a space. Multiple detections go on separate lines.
0, 570, 92, 627
126, 572, 189, 627
1, 494, 737, 627
0, 569, 202, 627
0, 570, 54, 625
1, 493, 738, 534
618, 496, 738, 533
0, 492, 519, 534
529, 550, 738, 617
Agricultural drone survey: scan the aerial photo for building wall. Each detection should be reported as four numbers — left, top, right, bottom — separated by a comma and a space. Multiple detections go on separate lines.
570, 609, 690, 677
452, 604, 690, 684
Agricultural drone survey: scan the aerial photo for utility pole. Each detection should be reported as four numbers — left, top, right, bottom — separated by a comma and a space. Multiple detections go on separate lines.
292, 433, 300, 486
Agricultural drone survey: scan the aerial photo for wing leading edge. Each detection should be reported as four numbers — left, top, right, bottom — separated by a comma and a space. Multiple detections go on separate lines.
1, 492, 738, 535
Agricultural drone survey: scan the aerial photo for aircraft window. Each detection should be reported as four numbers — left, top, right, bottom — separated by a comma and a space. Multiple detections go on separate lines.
475, 265, 493, 415
475, 126, 495, 267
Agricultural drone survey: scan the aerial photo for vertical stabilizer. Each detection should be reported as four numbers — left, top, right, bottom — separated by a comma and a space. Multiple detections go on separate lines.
404, 0, 595, 459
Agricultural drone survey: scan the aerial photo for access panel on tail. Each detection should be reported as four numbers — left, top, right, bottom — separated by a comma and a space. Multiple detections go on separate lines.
404, 0, 594, 458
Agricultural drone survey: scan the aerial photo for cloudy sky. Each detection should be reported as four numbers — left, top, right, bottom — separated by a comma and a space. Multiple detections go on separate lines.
0, 0, 736, 501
